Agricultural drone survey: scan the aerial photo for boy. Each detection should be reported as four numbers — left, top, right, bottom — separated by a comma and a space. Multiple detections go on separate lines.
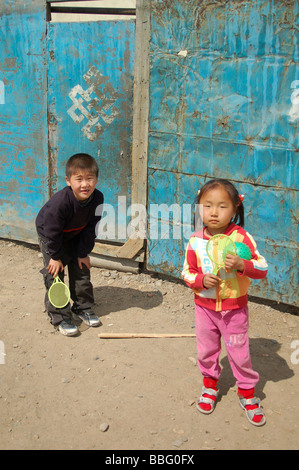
36, 153, 104, 336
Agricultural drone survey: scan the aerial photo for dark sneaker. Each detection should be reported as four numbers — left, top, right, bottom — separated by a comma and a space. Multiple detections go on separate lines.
58, 318, 79, 336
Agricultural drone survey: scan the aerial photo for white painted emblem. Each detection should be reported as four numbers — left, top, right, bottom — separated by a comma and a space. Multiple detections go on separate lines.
67, 65, 121, 141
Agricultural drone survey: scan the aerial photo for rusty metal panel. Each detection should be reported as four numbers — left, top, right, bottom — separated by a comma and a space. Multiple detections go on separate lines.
47, 19, 135, 242
0, 1, 48, 243
146, 0, 298, 305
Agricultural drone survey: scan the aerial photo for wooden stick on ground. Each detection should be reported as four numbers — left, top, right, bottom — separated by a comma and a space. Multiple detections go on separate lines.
98, 333, 196, 339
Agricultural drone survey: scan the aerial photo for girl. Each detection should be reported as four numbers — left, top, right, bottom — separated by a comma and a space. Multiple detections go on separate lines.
182, 179, 268, 426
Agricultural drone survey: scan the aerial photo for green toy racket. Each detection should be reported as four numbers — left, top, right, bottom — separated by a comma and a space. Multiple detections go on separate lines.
206, 234, 236, 275
48, 275, 70, 309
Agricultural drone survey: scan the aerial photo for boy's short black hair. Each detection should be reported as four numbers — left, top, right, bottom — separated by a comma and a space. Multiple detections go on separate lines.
65, 153, 99, 179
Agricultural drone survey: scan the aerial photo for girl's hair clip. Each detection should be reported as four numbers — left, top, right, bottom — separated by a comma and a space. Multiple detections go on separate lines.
238, 194, 245, 205
197, 189, 201, 196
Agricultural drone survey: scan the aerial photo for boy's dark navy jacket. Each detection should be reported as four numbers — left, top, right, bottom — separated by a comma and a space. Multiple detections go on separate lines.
36, 186, 104, 261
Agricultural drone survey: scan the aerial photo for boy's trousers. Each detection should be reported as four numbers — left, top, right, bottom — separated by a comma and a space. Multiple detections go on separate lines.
195, 304, 259, 390
38, 236, 94, 325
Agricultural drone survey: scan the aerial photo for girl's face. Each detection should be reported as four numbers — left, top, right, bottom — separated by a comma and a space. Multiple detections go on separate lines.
66, 170, 98, 201
200, 186, 237, 235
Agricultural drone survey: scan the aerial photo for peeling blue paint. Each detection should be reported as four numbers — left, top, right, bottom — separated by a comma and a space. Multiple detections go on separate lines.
47, 20, 135, 241
0, 1, 48, 242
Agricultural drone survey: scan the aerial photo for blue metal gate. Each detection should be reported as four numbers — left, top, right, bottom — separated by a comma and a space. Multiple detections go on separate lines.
47, 18, 135, 242
0, 2, 135, 246
0, 1, 298, 307
146, 0, 298, 306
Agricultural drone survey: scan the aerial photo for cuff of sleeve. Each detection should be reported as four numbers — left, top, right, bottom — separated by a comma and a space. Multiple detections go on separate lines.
194, 274, 206, 289
51, 254, 63, 261
239, 259, 255, 277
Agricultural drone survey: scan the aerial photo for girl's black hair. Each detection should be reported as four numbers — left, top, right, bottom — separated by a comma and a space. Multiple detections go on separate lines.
195, 178, 245, 228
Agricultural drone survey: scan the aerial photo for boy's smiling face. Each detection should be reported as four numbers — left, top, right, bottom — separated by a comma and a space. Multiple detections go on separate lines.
66, 170, 98, 201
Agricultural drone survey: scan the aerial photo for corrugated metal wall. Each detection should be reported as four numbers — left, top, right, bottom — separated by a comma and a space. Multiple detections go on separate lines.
146, 0, 298, 306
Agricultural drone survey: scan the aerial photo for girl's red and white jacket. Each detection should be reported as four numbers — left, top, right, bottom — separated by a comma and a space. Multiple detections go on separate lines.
182, 223, 268, 312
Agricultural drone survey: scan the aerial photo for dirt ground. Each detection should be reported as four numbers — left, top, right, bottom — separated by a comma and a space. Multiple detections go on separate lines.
0, 239, 298, 451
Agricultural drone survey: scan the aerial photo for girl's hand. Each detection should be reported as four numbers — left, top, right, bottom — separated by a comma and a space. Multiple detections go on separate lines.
48, 258, 64, 277
225, 254, 244, 272
78, 256, 91, 270
203, 274, 220, 289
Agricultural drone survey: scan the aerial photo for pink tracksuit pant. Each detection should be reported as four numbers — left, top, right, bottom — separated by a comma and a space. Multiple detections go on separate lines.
195, 304, 259, 389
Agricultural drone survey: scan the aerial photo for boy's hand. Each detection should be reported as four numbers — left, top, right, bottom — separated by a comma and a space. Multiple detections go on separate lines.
203, 274, 221, 289
78, 256, 91, 270
48, 259, 64, 277
225, 254, 245, 272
